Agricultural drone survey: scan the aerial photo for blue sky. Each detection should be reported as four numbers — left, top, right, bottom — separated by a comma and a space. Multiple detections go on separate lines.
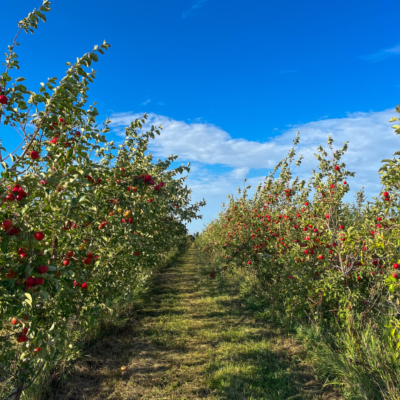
1, 0, 400, 232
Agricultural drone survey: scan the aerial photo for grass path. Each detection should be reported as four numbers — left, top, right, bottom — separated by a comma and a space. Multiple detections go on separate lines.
52, 247, 341, 400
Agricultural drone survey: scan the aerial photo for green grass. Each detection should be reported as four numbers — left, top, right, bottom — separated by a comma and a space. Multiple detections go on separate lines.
41, 246, 340, 400
295, 322, 400, 400
225, 255, 400, 400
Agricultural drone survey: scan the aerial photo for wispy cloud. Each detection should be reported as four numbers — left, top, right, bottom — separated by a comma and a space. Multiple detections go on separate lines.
110, 108, 396, 233
110, 109, 395, 176
360, 44, 400, 62
182, 0, 207, 19
277, 69, 297, 75
141, 99, 151, 106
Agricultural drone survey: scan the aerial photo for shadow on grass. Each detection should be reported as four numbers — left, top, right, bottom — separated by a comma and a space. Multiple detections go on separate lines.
49, 259, 200, 399
48, 247, 341, 400
197, 251, 342, 400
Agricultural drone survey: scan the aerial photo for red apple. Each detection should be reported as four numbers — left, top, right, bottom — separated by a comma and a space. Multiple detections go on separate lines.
2, 219, 13, 231
20, 253, 29, 261
16, 335, 28, 343
30, 150, 39, 160
38, 265, 48, 274
25, 277, 35, 287
34, 232, 45, 241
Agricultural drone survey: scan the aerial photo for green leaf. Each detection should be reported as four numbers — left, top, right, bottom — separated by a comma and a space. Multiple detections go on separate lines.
20, 351, 30, 360
1, 237, 8, 252
35, 11, 47, 22
79, 196, 88, 204
24, 292, 33, 306
40, 291, 49, 299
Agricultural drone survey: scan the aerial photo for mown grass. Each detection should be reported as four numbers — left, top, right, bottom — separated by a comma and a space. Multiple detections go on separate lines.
39, 246, 341, 400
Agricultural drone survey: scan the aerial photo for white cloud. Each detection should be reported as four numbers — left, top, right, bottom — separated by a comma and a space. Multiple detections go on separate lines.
111, 112, 292, 169
183, 164, 265, 233
230, 167, 250, 179
141, 99, 151, 106
110, 109, 396, 174
360, 44, 400, 62
110, 108, 398, 233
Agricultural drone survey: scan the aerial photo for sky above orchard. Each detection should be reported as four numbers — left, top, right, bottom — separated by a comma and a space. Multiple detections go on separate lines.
2, 0, 400, 233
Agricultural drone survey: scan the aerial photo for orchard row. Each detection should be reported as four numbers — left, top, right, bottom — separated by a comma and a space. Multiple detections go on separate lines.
0, 3, 204, 398
197, 121, 400, 348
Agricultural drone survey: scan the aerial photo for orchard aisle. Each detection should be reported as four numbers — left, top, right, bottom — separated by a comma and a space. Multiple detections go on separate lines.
52, 247, 340, 400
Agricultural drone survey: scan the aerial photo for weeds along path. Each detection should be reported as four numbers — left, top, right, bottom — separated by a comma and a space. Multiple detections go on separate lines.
52, 247, 341, 400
